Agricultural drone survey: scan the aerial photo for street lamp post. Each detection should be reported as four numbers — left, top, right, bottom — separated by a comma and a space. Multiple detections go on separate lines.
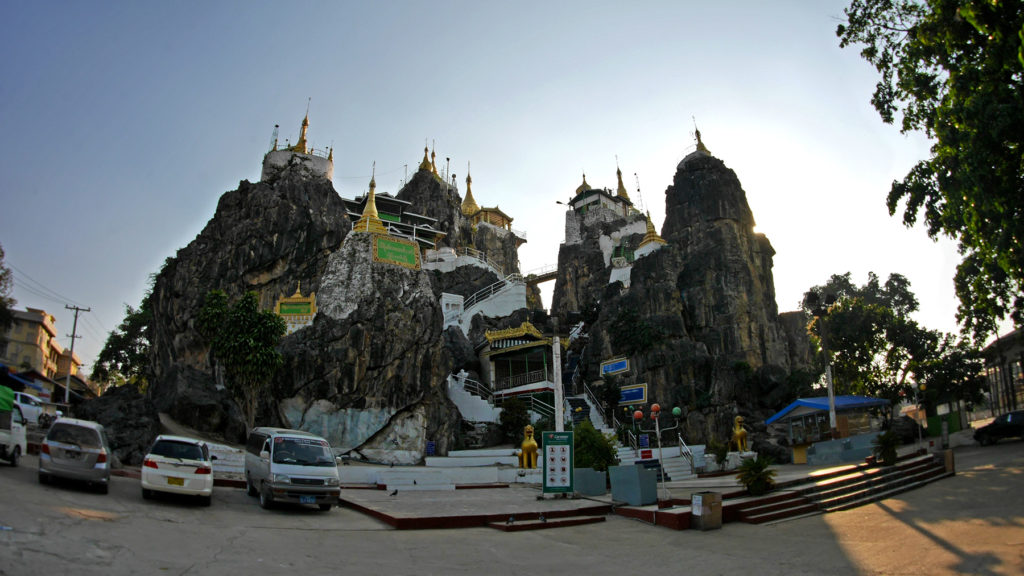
633, 404, 681, 502
807, 293, 838, 438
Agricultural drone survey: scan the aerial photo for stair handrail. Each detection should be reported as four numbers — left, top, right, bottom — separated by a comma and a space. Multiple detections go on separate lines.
456, 247, 504, 277
582, 380, 605, 429
460, 376, 494, 404
526, 395, 555, 419
626, 429, 638, 454
677, 431, 694, 469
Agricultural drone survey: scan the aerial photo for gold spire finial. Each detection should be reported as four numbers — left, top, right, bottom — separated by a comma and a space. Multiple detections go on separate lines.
293, 282, 303, 297
693, 117, 710, 154
293, 104, 311, 154
462, 162, 480, 216
639, 210, 667, 247
354, 162, 388, 235
615, 160, 630, 201
574, 172, 592, 195
430, 142, 439, 177
418, 144, 432, 171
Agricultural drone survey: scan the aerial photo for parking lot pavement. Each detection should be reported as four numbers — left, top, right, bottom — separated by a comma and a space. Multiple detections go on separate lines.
3, 442, 1024, 575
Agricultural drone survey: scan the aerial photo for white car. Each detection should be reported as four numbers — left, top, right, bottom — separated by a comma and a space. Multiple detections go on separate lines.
13, 392, 45, 426
141, 435, 216, 506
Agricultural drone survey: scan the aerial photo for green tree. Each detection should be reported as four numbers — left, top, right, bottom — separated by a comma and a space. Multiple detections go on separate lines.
91, 300, 152, 391
0, 244, 16, 343
498, 397, 531, 444
805, 272, 985, 409
837, 0, 1024, 340
197, 290, 286, 431
573, 420, 618, 471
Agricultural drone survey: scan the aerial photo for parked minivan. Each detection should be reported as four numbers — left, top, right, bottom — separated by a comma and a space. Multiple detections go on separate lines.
244, 427, 341, 511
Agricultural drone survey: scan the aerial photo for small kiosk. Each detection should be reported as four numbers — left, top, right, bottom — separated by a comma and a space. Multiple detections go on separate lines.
767, 395, 889, 465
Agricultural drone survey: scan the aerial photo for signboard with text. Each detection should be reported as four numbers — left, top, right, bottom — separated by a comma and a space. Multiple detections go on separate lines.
618, 383, 647, 405
542, 431, 574, 494
373, 235, 421, 269
601, 357, 629, 376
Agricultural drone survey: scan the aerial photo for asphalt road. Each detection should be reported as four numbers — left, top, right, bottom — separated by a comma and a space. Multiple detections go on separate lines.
1, 441, 1022, 576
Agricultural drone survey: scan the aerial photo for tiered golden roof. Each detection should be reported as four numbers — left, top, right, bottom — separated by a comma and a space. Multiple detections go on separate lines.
461, 166, 480, 216
418, 146, 432, 171
639, 211, 667, 247
353, 169, 388, 235
695, 127, 711, 155
484, 321, 546, 344
616, 166, 631, 201
575, 173, 592, 195
291, 113, 310, 154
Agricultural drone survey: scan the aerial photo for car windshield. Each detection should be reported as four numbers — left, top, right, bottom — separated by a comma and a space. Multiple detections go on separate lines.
272, 437, 335, 466
150, 439, 205, 461
47, 423, 102, 448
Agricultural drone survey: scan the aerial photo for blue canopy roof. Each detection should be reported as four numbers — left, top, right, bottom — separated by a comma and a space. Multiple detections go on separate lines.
766, 395, 889, 425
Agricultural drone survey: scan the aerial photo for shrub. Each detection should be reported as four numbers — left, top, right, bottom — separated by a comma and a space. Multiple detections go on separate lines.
872, 430, 899, 466
736, 456, 777, 496
573, 421, 618, 472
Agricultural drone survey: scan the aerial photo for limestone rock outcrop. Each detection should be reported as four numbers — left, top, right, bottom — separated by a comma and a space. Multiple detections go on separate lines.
552, 149, 812, 450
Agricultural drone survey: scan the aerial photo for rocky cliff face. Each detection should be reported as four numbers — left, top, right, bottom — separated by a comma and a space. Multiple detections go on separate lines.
147, 165, 350, 439
552, 150, 812, 452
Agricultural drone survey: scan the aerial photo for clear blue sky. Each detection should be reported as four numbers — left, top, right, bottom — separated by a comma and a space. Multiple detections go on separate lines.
0, 1, 992, 374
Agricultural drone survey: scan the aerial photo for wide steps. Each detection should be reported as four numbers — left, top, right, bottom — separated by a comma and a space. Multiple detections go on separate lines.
820, 469, 952, 513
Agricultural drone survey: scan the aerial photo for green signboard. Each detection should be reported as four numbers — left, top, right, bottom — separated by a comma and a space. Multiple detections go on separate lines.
279, 302, 312, 314
373, 235, 421, 269
542, 430, 574, 494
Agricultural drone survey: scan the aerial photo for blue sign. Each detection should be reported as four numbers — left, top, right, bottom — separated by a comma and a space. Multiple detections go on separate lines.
601, 357, 629, 376
425, 441, 436, 456
639, 434, 650, 449
618, 383, 647, 405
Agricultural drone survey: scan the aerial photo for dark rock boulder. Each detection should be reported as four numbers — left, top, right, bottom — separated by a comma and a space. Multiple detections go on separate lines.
74, 385, 161, 466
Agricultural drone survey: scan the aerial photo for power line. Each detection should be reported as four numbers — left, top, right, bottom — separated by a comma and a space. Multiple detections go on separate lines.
9, 264, 83, 307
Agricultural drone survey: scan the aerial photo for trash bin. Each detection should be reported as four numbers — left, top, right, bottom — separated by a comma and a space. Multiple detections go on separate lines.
691, 491, 722, 530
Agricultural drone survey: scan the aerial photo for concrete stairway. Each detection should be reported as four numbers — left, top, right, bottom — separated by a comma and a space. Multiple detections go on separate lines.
733, 453, 952, 524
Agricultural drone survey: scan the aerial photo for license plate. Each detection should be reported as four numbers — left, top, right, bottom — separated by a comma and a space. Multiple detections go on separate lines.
167, 477, 184, 486
299, 495, 316, 504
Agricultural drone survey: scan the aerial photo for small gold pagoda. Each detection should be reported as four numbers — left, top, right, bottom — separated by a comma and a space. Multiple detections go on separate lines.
352, 169, 389, 235
274, 283, 317, 334
639, 211, 667, 247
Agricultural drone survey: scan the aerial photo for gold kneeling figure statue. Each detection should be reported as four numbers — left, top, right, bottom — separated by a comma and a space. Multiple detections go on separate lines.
731, 415, 749, 453
519, 424, 538, 469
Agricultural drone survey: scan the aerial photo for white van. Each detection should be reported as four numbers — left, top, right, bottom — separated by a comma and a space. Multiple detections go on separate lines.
243, 427, 341, 511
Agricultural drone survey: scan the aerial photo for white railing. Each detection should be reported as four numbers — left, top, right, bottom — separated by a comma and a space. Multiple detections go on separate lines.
461, 376, 494, 403
677, 432, 694, 466
456, 247, 504, 277
583, 380, 603, 427
524, 263, 557, 277
495, 369, 552, 391
463, 273, 522, 310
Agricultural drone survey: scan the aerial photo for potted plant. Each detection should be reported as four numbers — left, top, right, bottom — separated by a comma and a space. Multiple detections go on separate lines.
872, 430, 899, 466
735, 455, 777, 496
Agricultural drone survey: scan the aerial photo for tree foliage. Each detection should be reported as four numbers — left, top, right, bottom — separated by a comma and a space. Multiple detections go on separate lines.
573, 420, 618, 472
197, 290, 286, 431
804, 272, 985, 410
837, 0, 1024, 340
498, 397, 531, 444
0, 244, 15, 343
91, 300, 152, 390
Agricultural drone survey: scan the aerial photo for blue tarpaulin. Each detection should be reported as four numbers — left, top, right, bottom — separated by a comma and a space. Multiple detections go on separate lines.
766, 395, 889, 425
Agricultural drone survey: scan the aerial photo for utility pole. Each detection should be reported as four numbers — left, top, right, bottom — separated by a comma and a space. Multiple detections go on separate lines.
64, 305, 90, 405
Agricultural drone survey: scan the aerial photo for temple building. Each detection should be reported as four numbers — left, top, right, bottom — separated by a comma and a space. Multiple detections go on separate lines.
274, 284, 318, 334
261, 112, 334, 181
476, 321, 566, 404
566, 166, 639, 218
460, 167, 524, 246
344, 171, 446, 249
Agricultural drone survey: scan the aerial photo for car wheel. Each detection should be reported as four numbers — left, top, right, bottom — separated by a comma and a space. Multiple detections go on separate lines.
199, 495, 212, 507
259, 483, 274, 510
8, 446, 19, 467
246, 474, 258, 497
38, 472, 49, 485
142, 488, 153, 499
319, 503, 332, 512
979, 434, 994, 446
96, 482, 109, 495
